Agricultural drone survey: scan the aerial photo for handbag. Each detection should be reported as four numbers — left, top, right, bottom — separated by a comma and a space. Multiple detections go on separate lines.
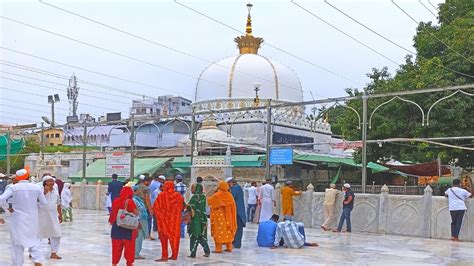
116, 199, 139, 230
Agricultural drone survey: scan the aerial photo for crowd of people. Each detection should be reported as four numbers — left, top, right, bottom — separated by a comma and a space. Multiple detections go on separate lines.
0, 167, 471, 265
0, 168, 73, 266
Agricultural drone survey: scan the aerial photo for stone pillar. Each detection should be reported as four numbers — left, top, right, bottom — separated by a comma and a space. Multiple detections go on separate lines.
224, 146, 232, 178
274, 183, 282, 217
190, 149, 198, 184
80, 179, 86, 209
420, 185, 433, 238
304, 183, 314, 227
96, 180, 103, 210
378, 184, 389, 234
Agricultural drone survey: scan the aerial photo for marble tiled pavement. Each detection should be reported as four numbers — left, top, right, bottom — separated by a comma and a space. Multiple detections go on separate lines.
1, 209, 473, 265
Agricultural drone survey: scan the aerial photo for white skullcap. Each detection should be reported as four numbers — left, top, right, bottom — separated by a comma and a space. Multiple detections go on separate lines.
343, 183, 351, 188
225, 177, 234, 183
139, 175, 145, 180
158, 175, 166, 180
42, 175, 54, 183
16, 169, 27, 177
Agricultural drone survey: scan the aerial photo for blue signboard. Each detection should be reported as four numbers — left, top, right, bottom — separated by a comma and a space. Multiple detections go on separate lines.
269, 147, 293, 165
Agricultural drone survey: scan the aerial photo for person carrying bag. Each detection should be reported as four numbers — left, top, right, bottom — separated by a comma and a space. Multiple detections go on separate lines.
109, 187, 139, 266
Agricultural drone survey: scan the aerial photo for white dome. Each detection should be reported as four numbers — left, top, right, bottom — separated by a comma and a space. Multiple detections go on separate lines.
178, 128, 237, 146
195, 54, 303, 103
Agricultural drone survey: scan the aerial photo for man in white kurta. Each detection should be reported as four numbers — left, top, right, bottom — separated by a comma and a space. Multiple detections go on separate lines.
258, 179, 276, 222
0, 169, 48, 266
38, 176, 63, 259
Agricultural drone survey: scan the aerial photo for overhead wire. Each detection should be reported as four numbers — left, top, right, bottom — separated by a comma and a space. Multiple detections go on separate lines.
427, 0, 439, 11
0, 70, 136, 102
0, 83, 115, 115
291, 0, 400, 66
418, 0, 438, 19
1, 96, 69, 113
0, 46, 198, 101
0, 116, 41, 124
391, 0, 474, 65
0, 76, 130, 108
38, 0, 307, 96
0, 60, 157, 100
323, 0, 474, 79
0, 15, 270, 99
173, 0, 362, 87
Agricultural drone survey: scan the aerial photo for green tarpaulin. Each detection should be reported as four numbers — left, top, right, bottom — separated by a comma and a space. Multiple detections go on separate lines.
367, 162, 390, 173
70, 157, 170, 182
0, 134, 24, 160
294, 154, 387, 173
171, 155, 264, 168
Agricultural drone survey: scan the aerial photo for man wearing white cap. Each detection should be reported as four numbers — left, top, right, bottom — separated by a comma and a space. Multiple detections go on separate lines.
38, 175, 63, 259
333, 183, 355, 233
0, 168, 49, 266
259, 179, 276, 223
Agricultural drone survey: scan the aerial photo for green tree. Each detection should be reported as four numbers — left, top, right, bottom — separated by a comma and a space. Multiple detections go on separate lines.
329, 0, 474, 168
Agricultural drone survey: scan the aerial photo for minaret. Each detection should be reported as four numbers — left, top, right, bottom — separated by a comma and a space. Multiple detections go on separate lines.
234, 2, 264, 55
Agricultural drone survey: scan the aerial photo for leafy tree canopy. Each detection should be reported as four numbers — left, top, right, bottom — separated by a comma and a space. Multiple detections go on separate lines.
329, 0, 473, 168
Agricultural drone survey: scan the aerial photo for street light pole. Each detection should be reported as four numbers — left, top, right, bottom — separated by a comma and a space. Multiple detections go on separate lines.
129, 116, 135, 180
48, 94, 60, 127
40, 122, 45, 162
190, 107, 196, 162
361, 91, 368, 193
265, 100, 272, 180
6, 128, 11, 175
51, 100, 55, 127
82, 124, 87, 181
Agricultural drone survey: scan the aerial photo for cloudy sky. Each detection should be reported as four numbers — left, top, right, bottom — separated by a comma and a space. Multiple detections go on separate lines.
0, 0, 444, 125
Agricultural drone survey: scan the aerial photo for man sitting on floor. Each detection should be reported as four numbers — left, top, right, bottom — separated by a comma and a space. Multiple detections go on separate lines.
257, 214, 318, 248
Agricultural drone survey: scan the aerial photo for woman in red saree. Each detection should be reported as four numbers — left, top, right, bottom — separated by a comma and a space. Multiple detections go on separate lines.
154, 181, 185, 262
109, 187, 138, 266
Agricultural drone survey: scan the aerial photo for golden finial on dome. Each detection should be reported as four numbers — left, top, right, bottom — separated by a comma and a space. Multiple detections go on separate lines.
246, 2, 253, 35
234, 2, 264, 55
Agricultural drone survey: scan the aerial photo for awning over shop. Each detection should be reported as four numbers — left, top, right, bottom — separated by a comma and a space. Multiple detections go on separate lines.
293, 154, 387, 173
70, 157, 170, 181
382, 161, 451, 176
171, 155, 264, 168
294, 154, 357, 167
367, 162, 390, 173
168, 167, 189, 174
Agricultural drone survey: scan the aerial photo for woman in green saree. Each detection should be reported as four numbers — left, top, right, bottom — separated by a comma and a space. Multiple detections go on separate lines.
187, 183, 210, 258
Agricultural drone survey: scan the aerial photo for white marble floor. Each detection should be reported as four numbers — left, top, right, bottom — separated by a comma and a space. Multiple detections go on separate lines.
1, 209, 473, 265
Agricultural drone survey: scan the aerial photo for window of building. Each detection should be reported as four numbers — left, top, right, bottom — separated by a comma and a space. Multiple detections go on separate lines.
45, 134, 49, 138
55, 133, 60, 138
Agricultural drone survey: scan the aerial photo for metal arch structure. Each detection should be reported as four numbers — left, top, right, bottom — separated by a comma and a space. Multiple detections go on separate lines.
316, 101, 362, 129
107, 123, 131, 141
426, 90, 474, 126
135, 122, 162, 140
369, 96, 425, 129
161, 118, 192, 139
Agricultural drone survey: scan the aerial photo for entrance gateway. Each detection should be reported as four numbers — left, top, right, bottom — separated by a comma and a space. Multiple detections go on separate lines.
191, 146, 233, 196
